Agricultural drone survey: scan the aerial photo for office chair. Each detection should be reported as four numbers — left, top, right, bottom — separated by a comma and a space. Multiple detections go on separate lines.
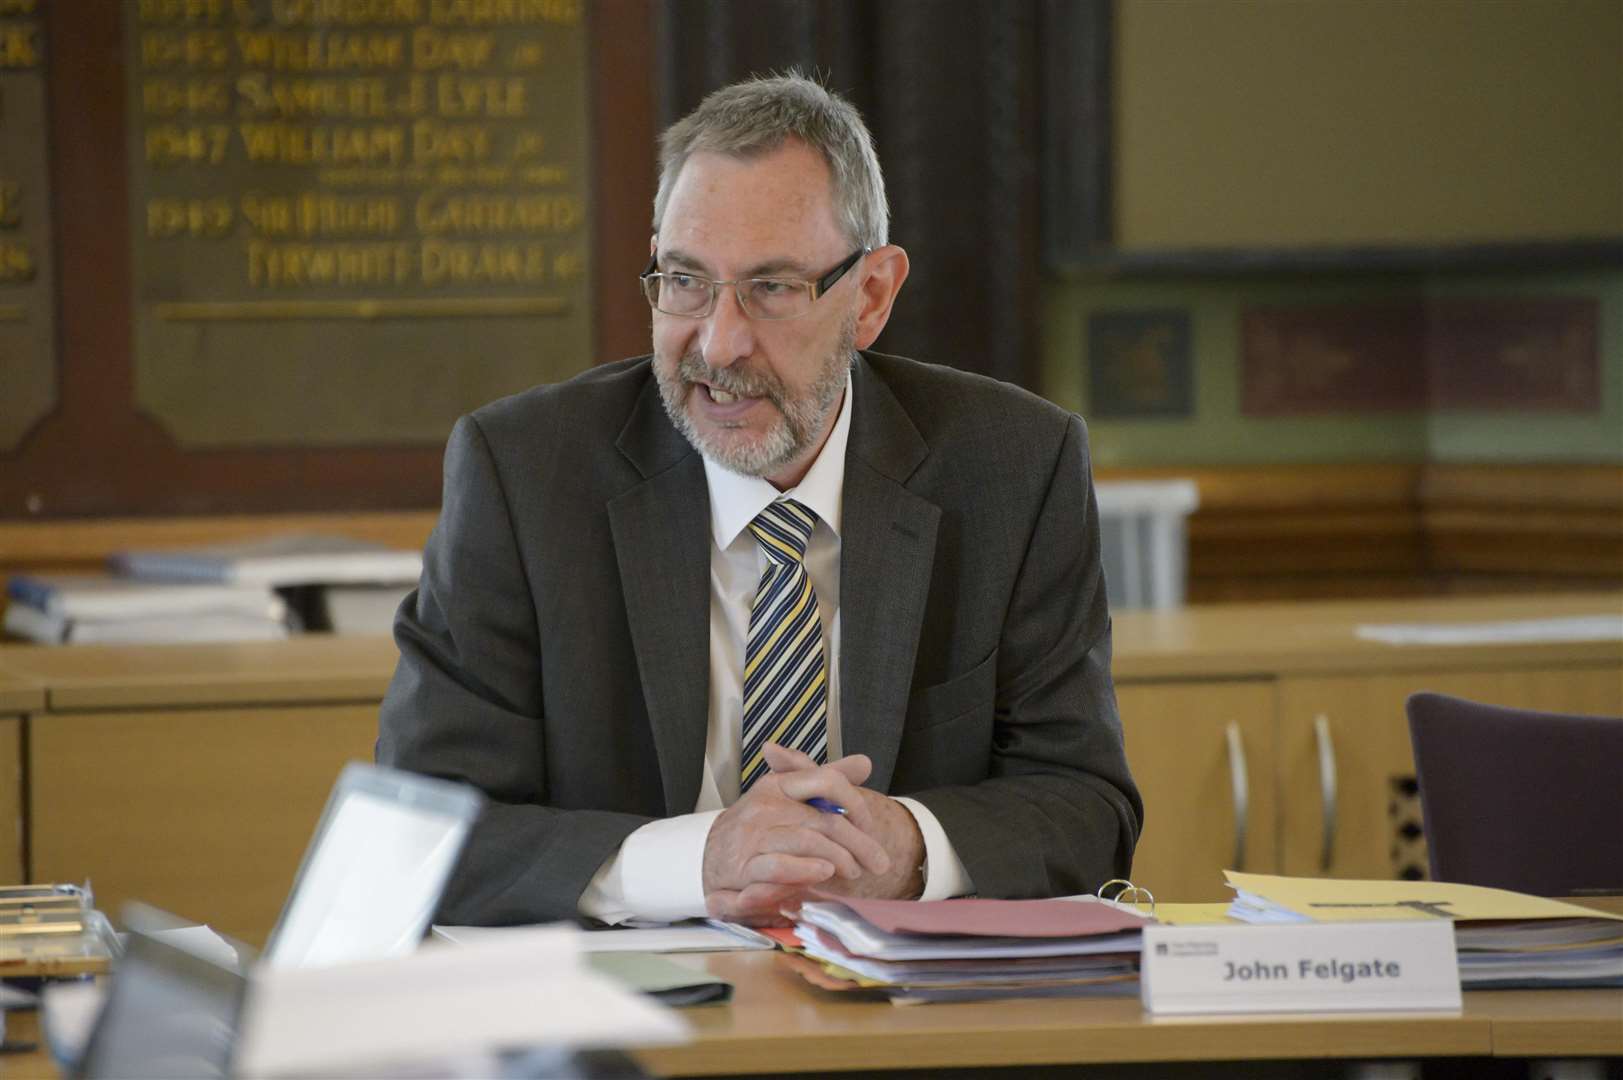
1406, 692, 1623, 896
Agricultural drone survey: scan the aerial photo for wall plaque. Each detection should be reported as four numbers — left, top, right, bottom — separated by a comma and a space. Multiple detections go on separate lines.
1427, 297, 1599, 412
1086, 309, 1193, 419
1242, 304, 1428, 416
125, 0, 591, 449
1243, 298, 1601, 417
0, 0, 58, 454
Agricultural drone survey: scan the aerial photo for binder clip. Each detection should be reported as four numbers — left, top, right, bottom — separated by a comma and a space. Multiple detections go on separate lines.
1097, 878, 1156, 917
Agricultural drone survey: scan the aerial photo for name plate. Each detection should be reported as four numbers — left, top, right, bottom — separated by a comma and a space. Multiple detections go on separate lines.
1141, 920, 1461, 1015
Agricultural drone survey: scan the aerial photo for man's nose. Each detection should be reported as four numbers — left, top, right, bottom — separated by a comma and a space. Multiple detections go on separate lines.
698, 284, 755, 369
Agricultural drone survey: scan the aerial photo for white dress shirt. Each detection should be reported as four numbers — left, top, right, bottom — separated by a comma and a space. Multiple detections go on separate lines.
579, 373, 974, 923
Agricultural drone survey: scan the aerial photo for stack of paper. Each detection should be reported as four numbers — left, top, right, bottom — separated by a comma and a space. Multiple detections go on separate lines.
4, 574, 289, 645
111, 534, 422, 588
102, 534, 425, 638
315, 582, 416, 635
789, 894, 1151, 1003
1226, 871, 1623, 989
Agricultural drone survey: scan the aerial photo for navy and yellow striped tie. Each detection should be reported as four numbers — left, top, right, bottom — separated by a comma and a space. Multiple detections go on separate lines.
740, 499, 828, 793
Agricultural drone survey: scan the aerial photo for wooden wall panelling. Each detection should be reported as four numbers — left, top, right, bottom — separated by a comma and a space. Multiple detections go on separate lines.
1096, 462, 1623, 602
1099, 464, 1427, 602
1422, 464, 1623, 584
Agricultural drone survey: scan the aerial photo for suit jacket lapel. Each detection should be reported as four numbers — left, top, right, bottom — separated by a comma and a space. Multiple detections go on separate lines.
840, 356, 939, 792
608, 377, 710, 816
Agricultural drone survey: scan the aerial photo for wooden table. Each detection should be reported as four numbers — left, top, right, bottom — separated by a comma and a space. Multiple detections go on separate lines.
633, 898, 1623, 1076
1110, 591, 1623, 680
4, 908, 1621, 1078
0, 968, 1616, 1080
0, 635, 397, 711
628, 951, 1623, 1076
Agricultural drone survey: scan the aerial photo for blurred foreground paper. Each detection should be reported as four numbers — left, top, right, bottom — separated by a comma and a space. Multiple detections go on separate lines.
235, 924, 687, 1078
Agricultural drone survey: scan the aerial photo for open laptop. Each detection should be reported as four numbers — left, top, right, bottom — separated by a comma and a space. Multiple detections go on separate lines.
260, 761, 484, 969
72, 903, 249, 1080
74, 905, 649, 1080
75, 903, 649, 1080
71, 763, 484, 1075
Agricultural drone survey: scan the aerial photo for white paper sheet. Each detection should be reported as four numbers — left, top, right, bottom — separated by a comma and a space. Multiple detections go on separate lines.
149, 924, 244, 969
235, 924, 686, 1078
1355, 614, 1623, 646
432, 919, 773, 953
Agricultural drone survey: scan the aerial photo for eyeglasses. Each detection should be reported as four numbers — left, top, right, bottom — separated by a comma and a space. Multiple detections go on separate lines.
639, 248, 868, 320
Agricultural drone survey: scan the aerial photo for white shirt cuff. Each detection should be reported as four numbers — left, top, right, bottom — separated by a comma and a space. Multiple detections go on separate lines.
576, 810, 723, 925
893, 796, 975, 900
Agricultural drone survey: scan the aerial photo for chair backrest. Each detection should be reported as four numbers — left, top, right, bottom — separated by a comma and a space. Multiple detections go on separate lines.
1406, 691, 1623, 896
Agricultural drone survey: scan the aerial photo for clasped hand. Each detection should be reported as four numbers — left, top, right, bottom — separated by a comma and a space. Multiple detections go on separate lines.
702, 743, 925, 925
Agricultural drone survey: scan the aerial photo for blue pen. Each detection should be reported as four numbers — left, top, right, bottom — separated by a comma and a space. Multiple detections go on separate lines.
806, 796, 846, 815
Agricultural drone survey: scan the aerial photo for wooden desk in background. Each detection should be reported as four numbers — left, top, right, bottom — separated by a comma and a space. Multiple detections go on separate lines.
0, 668, 43, 886
0, 593, 1618, 944
1111, 592, 1623, 900
0, 637, 394, 946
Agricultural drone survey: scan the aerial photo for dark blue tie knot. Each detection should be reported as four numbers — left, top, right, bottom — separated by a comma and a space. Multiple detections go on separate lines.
748, 499, 816, 565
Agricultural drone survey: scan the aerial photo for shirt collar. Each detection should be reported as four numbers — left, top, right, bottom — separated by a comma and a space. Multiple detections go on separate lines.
704, 368, 852, 551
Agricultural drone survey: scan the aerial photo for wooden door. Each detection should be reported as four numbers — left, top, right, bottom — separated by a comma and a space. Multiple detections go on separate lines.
1277, 664, 1623, 881
1115, 680, 1277, 901
0, 717, 21, 884
30, 704, 379, 946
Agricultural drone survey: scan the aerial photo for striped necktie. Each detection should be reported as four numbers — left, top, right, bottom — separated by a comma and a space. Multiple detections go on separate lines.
740, 499, 828, 793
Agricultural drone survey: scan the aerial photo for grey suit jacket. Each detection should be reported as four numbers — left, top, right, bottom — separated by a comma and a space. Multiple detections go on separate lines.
377, 350, 1142, 924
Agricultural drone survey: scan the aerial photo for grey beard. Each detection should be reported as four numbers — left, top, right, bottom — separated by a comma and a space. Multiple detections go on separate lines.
657, 325, 855, 479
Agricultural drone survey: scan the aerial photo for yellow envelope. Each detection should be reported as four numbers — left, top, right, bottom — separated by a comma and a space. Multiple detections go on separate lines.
1150, 902, 1241, 926
1225, 871, 1623, 923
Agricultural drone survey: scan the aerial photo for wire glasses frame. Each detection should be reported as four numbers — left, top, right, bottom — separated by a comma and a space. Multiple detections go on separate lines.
639, 248, 869, 320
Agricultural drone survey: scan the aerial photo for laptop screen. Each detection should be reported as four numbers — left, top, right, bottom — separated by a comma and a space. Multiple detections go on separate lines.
74, 906, 247, 1080
262, 762, 483, 970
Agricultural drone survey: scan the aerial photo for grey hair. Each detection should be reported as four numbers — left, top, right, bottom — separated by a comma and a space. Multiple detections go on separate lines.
652, 72, 889, 250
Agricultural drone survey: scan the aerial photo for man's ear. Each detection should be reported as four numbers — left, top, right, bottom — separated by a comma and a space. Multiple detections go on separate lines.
649, 234, 658, 256
852, 245, 910, 350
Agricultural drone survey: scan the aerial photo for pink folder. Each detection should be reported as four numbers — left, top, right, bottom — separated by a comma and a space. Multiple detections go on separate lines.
815, 893, 1153, 938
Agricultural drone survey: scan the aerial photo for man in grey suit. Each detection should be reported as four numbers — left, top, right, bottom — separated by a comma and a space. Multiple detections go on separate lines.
378, 74, 1140, 926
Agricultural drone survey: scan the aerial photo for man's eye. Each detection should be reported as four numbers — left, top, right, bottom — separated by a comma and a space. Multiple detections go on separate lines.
753, 280, 790, 295
669, 273, 700, 289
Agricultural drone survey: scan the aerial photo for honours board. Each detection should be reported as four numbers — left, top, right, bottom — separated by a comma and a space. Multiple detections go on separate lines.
0, 0, 57, 454
126, 0, 592, 448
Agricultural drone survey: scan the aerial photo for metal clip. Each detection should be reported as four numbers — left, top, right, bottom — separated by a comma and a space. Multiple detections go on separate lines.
1097, 877, 1157, 917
